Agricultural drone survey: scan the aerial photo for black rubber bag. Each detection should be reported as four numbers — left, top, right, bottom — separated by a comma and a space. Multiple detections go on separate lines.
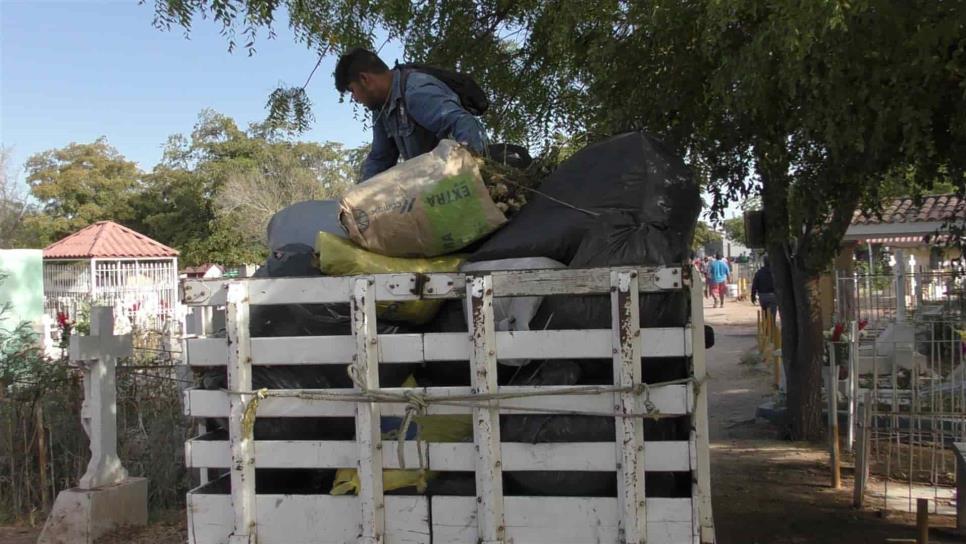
533, 213, 694, 332
266, 200, 345, 251
470, 131, 700, 264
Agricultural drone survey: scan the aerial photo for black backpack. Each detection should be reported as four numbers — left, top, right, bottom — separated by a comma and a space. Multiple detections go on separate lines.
396, 62, 490, 116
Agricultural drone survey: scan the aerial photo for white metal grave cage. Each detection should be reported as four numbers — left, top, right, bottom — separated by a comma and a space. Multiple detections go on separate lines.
44, 257, 178, 332
181, 265, 715, 544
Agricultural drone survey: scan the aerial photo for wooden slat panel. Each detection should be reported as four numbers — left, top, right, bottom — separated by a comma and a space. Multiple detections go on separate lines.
188, 491, 430, 544
224, 283, 256, 543
184, 384, 690, 418
182, 277, 352, 306
185, 338, 226, 366
425, 328, 690, 361
181, 267, 686, 307
255, 335, 424, 364
186, 438, 692, 472
612, 270, 647, 542
432, 496, 694, 544
689, 267, 716, 543
260, 495, 428, 544
189, 490, 693, 544
489, 266, 684, 297
187, 329, 689, 367
466, 274, 506, 544
187, 335, 425, 366
187, 482, 230, 544
351, 278, 386, 544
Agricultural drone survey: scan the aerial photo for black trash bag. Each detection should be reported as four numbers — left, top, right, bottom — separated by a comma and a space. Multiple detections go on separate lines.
529, 198, 696, 326
261, 242, 318, 277
471, 131, 700, 264
499, 360, 615, 496
198, 365, 338, 392
198, 359, 415, 442
250, 242, 354, 337
522, 171, 699, 381
254, 196, 353, 335
196, 364, 355, 442
256, 469, 335, 495
267, 200, 345, 251
250, 303, 350, 337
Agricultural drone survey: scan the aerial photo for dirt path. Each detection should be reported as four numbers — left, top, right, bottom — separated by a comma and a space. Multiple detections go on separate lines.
704, 298, 964, 543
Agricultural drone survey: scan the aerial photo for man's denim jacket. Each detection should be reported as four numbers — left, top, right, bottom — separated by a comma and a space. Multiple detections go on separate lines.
360, 69, 487, 181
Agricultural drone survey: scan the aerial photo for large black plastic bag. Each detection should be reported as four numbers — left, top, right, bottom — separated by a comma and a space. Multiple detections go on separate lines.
267, 200, 345, 250
500, 360, 616, 496
470, 131, 700, 264
500, 359, 689, 497
250, 242, 354, 336
534, 213, 693, 329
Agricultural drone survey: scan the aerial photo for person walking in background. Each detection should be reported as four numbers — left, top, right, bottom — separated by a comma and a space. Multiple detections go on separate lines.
751, 255, 778, 316
708, 253, 731, 308
701, 255, 714, 299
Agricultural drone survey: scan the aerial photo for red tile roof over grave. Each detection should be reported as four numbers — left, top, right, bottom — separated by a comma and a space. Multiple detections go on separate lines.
851, 194, 965, 225
43, 221, 179, 259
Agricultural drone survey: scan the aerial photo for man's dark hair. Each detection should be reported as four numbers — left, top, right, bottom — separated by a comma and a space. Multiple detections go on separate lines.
762, 255, 769, 267
715, 252, 722, 260
334, 48, 390, 93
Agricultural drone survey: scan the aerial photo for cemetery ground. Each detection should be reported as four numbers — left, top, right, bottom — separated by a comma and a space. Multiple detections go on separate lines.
1, 300, 963, 543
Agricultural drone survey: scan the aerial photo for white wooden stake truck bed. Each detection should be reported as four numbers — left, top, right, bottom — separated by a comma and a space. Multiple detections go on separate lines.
181, 265, 715, 543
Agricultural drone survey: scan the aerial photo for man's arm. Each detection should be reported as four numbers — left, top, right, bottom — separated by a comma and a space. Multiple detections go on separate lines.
405, 74, 488, 155
360, 119, 400, 181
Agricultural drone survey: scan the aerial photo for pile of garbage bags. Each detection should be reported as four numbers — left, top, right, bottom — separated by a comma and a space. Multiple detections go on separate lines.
197, 131, 702, 499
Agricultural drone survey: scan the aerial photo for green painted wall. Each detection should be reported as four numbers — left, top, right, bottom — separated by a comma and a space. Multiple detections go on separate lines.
0, 249, 44, 333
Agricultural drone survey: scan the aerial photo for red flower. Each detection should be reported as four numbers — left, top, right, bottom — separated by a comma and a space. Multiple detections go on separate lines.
858, 319, 868, 331
56, 312, 72, 329
832, 322, 845, 342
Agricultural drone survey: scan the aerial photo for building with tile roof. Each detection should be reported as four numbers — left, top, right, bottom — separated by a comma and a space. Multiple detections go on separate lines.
42, 221, 179, 332
832, 194, 964, 327
843, 194, 964, 245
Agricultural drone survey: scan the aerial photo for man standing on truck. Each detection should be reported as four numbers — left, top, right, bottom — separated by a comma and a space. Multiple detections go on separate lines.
334, 48, 489, 181
708, 252, 731, 308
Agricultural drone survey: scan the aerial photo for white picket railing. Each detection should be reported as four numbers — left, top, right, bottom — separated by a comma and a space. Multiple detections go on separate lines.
181, 266, 715, 544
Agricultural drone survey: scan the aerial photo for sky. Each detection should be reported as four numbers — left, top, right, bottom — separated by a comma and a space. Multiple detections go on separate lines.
1, 0, 740, 221
0, 0, 397, 178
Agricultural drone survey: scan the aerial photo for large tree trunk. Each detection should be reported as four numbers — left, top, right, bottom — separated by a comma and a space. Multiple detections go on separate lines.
761, 164, 826, 441
767, 242, 825, 440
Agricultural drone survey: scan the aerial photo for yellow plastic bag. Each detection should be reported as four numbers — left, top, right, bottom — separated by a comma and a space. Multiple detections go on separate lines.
329, 376, 473, 496
400, 375, 473, 443
331, 468, 436, 495
314, 232, 463, 325
414, 414, 474, 442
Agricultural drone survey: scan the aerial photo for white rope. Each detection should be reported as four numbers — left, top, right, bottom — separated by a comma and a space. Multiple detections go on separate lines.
224, 375, 704, 420
229, 377, 696, 473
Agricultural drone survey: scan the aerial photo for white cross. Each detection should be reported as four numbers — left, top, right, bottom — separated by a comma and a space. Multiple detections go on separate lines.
70, 306, 133, 489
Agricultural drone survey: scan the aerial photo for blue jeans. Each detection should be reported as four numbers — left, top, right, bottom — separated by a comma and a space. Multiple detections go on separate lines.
758, 292, 778, 316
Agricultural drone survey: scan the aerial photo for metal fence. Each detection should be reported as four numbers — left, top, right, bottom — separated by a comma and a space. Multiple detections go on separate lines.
44, 258, 180, 338
835, 267, 965, 327
833, 316, 966, 513
831, 260, 965, 513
